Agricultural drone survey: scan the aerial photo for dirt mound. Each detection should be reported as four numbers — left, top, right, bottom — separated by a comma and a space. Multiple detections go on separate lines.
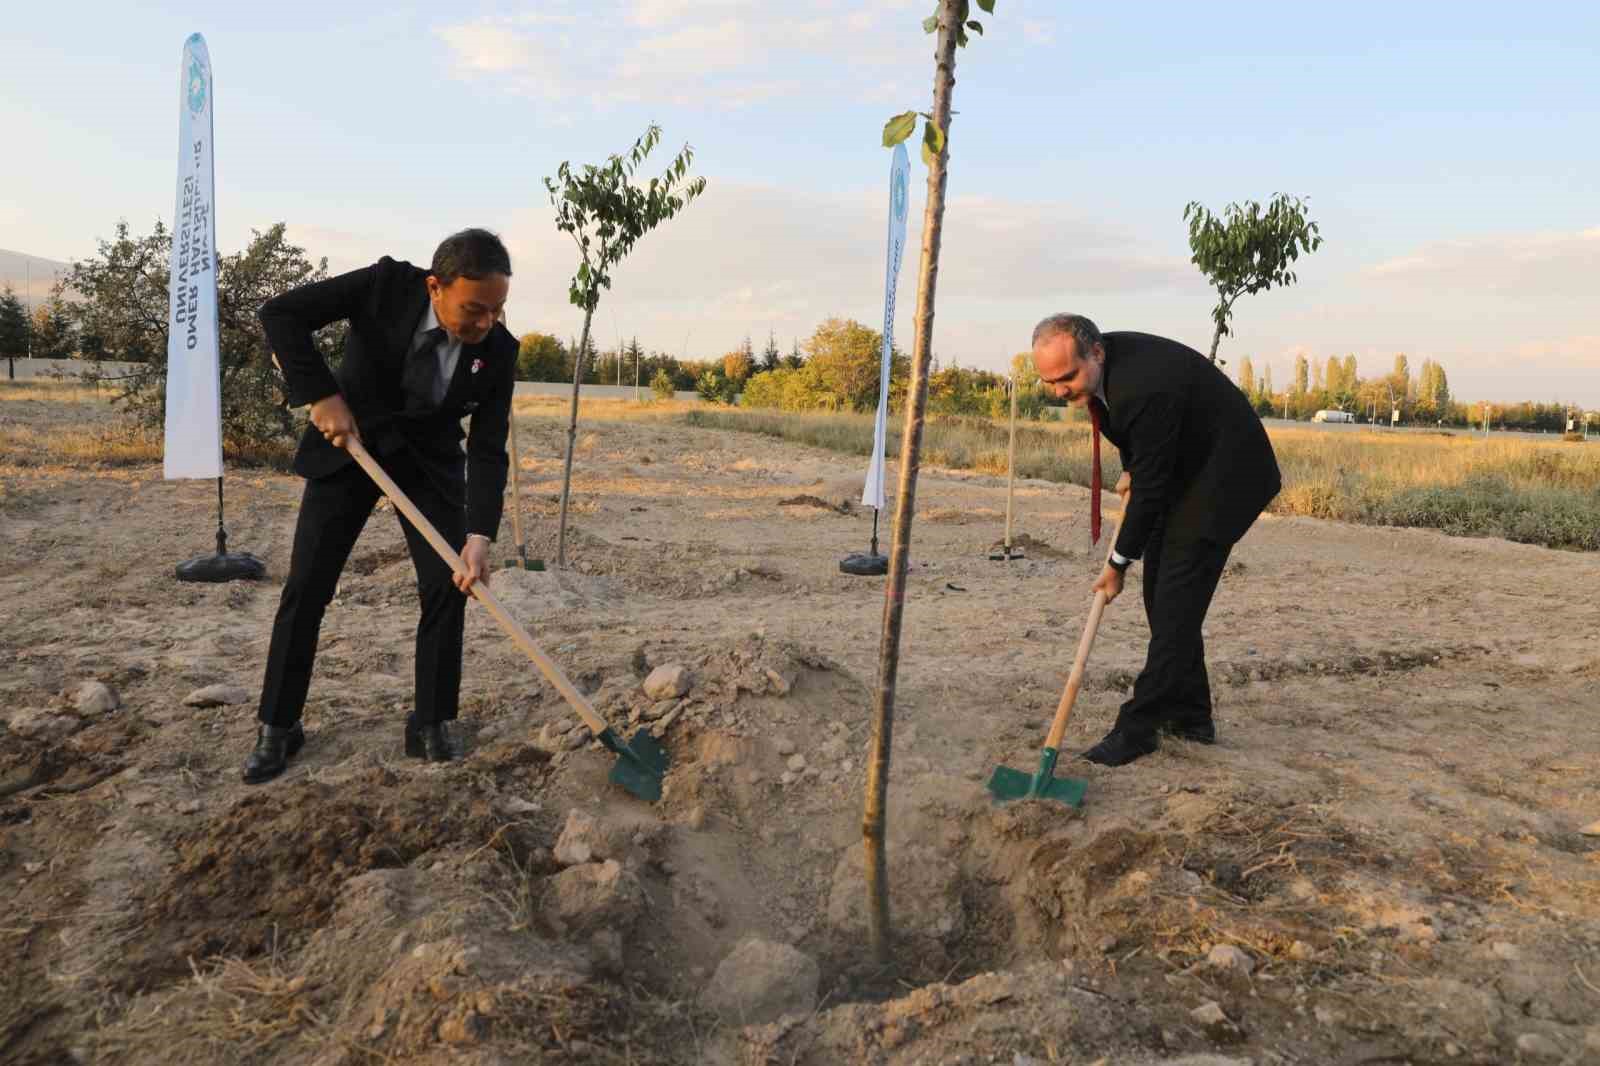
130, 766, 549, 986
492, 566, 620, 622
778, 493, 850, 513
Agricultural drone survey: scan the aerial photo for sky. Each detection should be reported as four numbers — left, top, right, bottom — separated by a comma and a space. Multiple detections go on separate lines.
2, 0, 1597, 408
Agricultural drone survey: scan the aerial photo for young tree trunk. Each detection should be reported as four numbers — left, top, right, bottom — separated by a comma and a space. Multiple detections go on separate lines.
864, 0, 960, 967
1207, 322, 1224, 362
555, 307, 595, 568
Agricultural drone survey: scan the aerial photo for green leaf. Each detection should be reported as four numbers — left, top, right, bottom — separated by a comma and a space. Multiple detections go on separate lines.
921, 118, 945, 165
882, 110, 918, 147
975, 0, 995, 11
923, 14, 939, 33
966, 19, 983, 33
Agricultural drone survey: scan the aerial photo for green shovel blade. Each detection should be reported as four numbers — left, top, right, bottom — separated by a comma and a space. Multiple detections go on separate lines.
986, 748, 1087, 807
599, 727, 669, 803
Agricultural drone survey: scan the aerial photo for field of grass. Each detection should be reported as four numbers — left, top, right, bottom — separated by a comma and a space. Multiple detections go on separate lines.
681, 407, 1600, 551
0, 380, 292, 469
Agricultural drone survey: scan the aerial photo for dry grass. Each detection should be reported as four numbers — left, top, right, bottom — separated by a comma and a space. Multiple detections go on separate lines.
0, 380, 293, 470
679, 407, 1600, 550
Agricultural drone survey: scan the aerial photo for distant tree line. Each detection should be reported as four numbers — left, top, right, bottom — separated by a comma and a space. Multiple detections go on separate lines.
1232, 352, 1580, 431
10, 217, 1591, 441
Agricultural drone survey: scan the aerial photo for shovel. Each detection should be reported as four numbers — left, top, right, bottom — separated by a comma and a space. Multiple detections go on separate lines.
987, 514, 1121, 807
346, 438, 667, 801
989, 369, 1024, 561
504, 413, 544, 572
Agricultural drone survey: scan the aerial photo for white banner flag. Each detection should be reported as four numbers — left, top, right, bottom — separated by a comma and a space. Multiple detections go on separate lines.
164, 33, 223, 480
862, 142, 911, 511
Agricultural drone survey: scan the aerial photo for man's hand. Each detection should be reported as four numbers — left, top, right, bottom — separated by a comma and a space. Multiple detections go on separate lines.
1091, 562, 1125, 603
309, 393, 360, 449
1115, 471, 1131, 506
456, 535, 491, 594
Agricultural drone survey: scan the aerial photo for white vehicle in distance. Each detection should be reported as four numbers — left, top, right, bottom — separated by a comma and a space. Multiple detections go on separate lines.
1311, 409, 1355, 423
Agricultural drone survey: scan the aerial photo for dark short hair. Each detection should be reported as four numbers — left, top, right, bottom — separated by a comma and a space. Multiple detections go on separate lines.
430, 228, 512, 284
1031, 313, 1102, 352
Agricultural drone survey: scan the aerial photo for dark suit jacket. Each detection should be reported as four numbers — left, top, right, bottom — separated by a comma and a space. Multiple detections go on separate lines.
259, 256, 516, 539
1098, 331, 1281, 561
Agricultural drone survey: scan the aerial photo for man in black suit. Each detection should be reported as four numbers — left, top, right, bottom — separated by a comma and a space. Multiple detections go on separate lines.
244, 229, 518, 783
1031, 314, 1281, 766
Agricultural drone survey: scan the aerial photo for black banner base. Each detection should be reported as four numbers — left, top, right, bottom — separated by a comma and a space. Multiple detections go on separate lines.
839, 552, 888, 577
177, 552, 267, 583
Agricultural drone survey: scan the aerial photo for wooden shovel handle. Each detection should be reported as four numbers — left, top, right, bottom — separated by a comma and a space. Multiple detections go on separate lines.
508, 415, 526, 555
345, 439, 609, 737
1042, 514, 1122, 751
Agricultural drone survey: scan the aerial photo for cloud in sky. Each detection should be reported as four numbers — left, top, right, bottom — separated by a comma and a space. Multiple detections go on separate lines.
434, 1, 1057, 112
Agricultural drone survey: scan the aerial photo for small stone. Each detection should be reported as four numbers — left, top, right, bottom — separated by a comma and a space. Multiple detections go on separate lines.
1287, 940, 1315, 961
1191, 1001, 1230, 1026
72, 681, 120, 714
775, 737, 796, 756
787, 753, 807, 773
438, 1011, 484, 1045
176, 799, 202, 815
1206, 943, 1255, 975
23, 862, 44, 875
644, 700, 676, 721
764, 668, 792, 696
6, 707, 83, 742
503, 797, 541, 814
1314, 1005, 1344, 1027
1514, 1033, 1562, 1060
1580, 819, 1600, 837
1491, 941, 1520, 961
780, 771, 796, 786
543, 860, 646, 936
1442, 1042, 1462, 1057
182, 683, 251, 708
643, 664, 692, 700
563, 726, 592, 751
699, 938, 819, 1025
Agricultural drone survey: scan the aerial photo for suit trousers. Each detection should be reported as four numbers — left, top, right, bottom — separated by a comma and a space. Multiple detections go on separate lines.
257, 450, 466, 728
1112, 515, 1232, 740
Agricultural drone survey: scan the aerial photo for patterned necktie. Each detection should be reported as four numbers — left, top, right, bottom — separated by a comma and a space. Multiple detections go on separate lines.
404, 326, 446, 409
1087, 397, 1106, 546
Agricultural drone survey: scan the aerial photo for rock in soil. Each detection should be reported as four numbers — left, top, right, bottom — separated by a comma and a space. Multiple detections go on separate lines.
699, 938, 819, 1025
543, 860, 645, 937
643, 663, 692, 700
73, 680, 120, 714
182, 683, 252, 707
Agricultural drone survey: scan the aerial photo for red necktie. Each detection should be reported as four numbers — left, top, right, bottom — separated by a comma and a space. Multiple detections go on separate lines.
1088, 398, 1104, 545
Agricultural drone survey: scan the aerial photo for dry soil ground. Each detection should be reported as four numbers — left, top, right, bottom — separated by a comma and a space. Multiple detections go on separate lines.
2, 392, 1598, 1066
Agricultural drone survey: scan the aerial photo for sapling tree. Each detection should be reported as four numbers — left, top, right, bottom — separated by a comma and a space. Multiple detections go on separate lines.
545, 125, 706, 567
1184, 193, 1322, 364
863, 0, 994, 966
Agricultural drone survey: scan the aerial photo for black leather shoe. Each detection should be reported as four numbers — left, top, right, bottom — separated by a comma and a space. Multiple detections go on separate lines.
242, 723, 305, 784
1162, 717, 1217, 745
404, 717, 457, 763
1080, 729, 1158, 767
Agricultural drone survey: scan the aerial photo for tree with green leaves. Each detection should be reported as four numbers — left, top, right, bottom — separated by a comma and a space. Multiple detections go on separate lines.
866, 0, 993, 966
1, 285, 31, 379
783, 338, 805, 370
1236, 356, 1255, 397
64, 220, 341, 453
517, 331, 566, 381
1184, 193, 1323, 363
1293, 353, 1309, 398
544, 124, 706, 568
760, 330, 781, 373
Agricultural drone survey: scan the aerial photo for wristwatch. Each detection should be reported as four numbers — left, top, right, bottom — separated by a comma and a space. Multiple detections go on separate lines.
1108, 551, 1132, 573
